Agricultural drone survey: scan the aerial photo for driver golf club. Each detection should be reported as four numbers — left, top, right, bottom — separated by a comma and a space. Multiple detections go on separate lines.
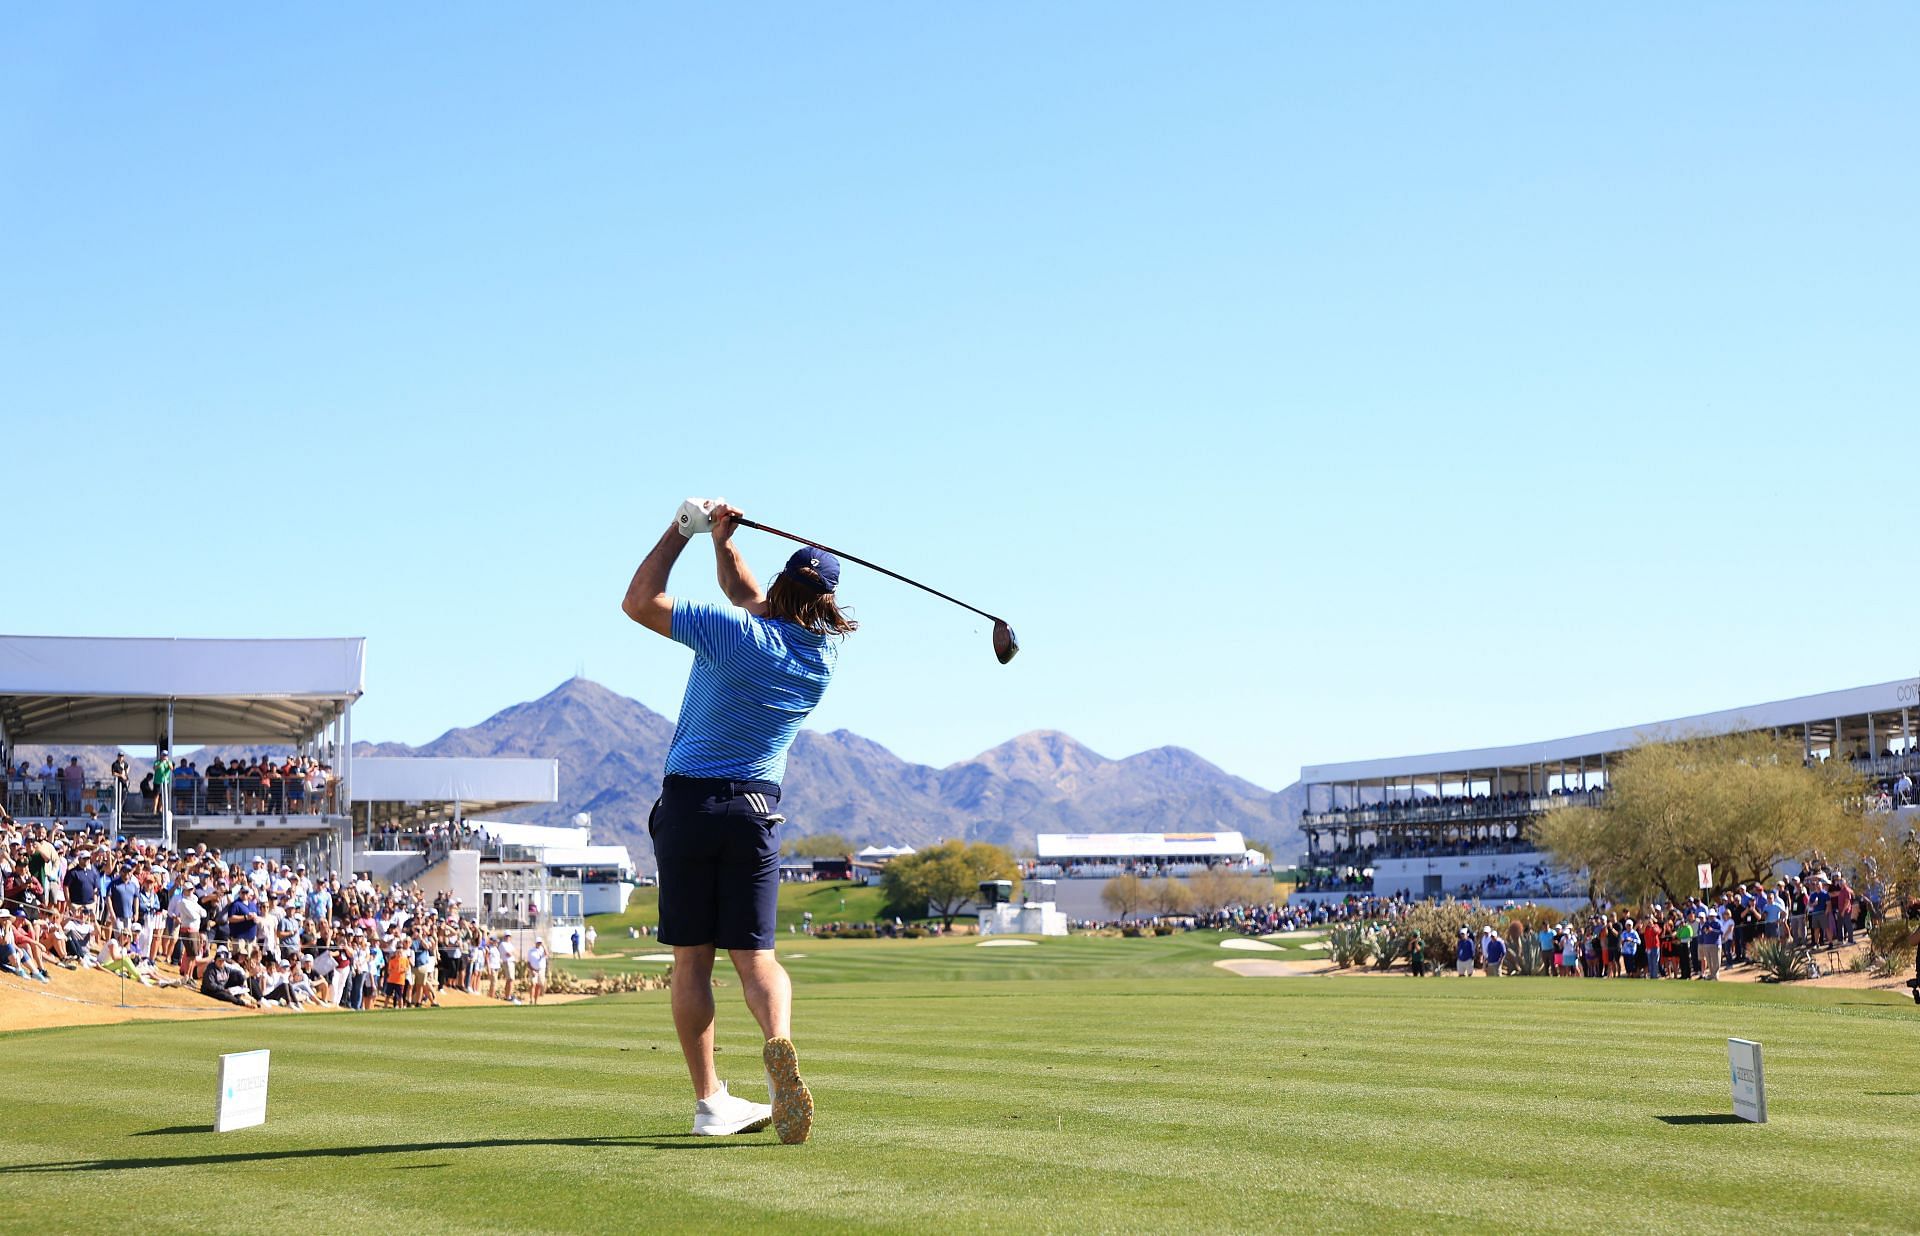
737, 516, 1019, 664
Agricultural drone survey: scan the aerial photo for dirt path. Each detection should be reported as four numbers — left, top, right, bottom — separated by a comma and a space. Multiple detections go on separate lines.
0, 964, 590, 1034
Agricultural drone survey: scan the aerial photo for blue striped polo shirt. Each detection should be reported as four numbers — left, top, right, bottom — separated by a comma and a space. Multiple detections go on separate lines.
664, 599, 838, 784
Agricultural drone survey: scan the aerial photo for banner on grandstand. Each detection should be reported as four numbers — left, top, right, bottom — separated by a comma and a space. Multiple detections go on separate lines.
215, 1049, 271, 1132
1697, 863, 1714, 890
1727, 1038, 1767, 1124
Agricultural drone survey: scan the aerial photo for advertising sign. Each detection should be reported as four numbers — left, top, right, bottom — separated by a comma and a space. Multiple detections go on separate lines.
215, 1049, 271, 1132
1697, 863, 1714, 890
1728, 1038, 1766, 1123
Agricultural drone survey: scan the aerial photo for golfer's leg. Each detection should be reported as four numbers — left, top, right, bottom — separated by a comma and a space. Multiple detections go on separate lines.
671, 945, 722, 1098
728, 949, 792, 1040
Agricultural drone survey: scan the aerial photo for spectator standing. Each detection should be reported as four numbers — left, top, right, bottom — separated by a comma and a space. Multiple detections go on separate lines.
527, 938, 548, 1005
1455, 928, 1475, 977
1483, 929, 1506, 977
60, 757, 85, 815
152, 751, 174, 817
1698, 911, 1723, 980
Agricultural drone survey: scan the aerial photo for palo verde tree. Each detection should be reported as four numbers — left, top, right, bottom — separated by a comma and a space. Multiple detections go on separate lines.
782, 831, 854, 858
1534, 730, 1871, 905
1100, 873, 1148, 920
880, 840, 1021, 928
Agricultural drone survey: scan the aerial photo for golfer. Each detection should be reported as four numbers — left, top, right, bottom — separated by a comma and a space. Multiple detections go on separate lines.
622, 498, 853, 1143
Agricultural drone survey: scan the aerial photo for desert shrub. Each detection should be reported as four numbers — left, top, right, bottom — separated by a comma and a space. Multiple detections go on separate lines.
1152, 926, 1176, 936
1871, 951, 1901, 978
901, 927, 927, 939
1121, 926, 1145, 938
1750, 938, 1812, 982
1328, 924, 1375, 969
1869, 917, 1914, 958
1371, 930, 1405, 971
1847, 950, 1872, 974
1504, 904, 1562, 935
1389, 902, 1504, 970
1510, 934, 1549, 976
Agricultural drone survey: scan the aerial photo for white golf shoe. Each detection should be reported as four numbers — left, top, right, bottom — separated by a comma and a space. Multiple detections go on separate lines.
691, 1083, 772, 1136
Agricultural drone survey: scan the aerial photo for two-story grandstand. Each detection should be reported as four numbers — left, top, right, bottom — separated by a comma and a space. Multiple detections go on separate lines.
1296, 676, 1920, 906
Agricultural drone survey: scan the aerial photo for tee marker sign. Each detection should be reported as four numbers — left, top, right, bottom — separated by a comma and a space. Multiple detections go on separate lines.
1727, 1038, 1767, 1123
215, 1049, 271, 1132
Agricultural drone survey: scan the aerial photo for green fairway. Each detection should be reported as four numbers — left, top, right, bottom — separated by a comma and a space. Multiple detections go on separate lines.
588, 880, 900, 938
3, 933, 1916, 1234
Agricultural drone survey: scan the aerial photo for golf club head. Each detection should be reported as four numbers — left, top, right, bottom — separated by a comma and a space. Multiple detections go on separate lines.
992, 620, 1019, 665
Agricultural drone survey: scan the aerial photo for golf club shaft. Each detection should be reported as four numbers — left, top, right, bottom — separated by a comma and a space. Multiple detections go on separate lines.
737, 518, 1003, 624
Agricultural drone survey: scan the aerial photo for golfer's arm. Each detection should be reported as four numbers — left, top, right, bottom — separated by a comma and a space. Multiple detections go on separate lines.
714, 540, 767, 616
621, 524, 689, 637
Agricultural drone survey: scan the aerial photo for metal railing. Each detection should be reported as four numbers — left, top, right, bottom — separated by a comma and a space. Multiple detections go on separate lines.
5, 775, 121, 820
1302, 791, 1604, 830
154, 771, 339, 818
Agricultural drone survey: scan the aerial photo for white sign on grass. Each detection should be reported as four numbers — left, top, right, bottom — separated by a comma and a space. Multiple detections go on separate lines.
1728, 1038, 1766, 1123
215, 1049, 271, 1132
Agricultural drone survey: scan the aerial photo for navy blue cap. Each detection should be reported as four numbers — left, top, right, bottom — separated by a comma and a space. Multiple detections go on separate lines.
781, 546, 840, 594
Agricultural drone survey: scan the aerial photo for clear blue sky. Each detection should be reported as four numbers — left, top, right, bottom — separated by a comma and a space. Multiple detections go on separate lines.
6, 6, 1916, 791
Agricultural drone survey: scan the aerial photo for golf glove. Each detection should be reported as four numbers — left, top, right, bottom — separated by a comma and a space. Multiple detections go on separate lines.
676, 497, 723, 538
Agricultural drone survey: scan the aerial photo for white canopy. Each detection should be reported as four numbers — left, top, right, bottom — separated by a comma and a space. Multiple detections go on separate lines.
532, 845, 636, 877
856, 844, 916, 858
0, 635, 364, 744
351, 757, 558, 812
1035, 831, 1249, 861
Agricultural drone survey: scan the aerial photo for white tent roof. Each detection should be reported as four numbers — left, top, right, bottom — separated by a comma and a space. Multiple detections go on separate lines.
534, 845, 636, 876
351, 757, 558, 813
855, 844, 916, 858
1301, 675, 1920, 784
468, 820, 590, 848
0, 635, 364, 744
1035, 831, 1249, 860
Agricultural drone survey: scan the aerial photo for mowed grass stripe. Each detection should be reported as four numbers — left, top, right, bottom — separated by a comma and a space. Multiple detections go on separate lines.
5, 933, 1919, 1233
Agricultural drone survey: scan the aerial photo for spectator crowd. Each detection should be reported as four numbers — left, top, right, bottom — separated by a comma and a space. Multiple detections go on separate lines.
0, 803, 551, 1009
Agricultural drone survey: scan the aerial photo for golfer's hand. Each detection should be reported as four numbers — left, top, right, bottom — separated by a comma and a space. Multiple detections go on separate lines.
675, 497, 721, 538
709, 502, 744, 546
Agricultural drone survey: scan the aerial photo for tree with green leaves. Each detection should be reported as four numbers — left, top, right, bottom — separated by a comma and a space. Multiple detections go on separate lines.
1534, 731, 1871, 905
782, 831, 854, 858
881, 840, 1021, 928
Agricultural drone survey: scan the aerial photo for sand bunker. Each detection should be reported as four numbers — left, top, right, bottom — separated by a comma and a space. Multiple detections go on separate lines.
1219, 939, 1284, 952
977, 939, 1038, 948
1260, 931, 1326, 942
1213, 958, 1328, 977
631, 953, 676, 962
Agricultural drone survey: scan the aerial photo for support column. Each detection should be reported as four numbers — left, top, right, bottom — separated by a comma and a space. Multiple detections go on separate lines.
161, 698, 175, 850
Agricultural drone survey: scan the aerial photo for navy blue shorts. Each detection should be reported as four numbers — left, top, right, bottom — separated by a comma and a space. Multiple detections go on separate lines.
649, 775, 782, 951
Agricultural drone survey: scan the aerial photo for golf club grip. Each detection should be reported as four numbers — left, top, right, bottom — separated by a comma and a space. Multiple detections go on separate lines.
737, 518, 1002, 623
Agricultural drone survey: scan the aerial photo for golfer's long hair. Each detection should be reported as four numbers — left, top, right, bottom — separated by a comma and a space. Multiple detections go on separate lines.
766, 570, 858, 636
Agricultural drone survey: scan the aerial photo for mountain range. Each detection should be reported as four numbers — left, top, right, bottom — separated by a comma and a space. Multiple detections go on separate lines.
355, 677, 1306, 868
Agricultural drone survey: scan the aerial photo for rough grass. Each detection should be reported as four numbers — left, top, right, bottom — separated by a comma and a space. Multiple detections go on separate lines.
2, 932, 1916, 1234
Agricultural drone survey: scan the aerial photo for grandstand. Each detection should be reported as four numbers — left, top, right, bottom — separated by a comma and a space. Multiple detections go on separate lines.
1296, 675, 1920, 905
0, 634, 600, 948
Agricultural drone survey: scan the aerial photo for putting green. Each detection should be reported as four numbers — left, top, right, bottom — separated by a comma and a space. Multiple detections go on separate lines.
1, 932, 1914, 1233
